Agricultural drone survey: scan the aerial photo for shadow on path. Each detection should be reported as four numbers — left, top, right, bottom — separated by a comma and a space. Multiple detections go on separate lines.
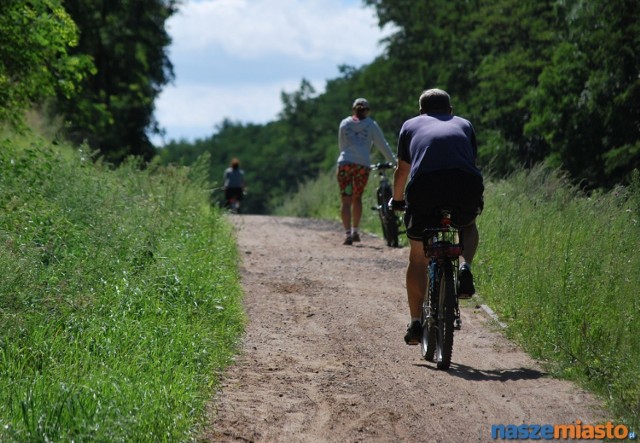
413, 362, 546, 382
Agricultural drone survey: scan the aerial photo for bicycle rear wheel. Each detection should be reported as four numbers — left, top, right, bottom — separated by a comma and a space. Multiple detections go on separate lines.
422, 262, 438, 361
435, 261, 455, 370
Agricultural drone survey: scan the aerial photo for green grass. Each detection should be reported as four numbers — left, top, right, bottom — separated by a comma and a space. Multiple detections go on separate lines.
276, 163, 640, 429
0, 135, 245, 441
476, 165, 640, 428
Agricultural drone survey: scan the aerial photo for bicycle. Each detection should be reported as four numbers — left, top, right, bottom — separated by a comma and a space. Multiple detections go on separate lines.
420, 208, 463, 370
213, 187, 244, 214
370, 162, 403, 247
224, 196, 241, 214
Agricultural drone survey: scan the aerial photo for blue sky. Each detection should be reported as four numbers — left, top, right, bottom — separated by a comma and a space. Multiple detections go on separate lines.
152, 0, 395, 145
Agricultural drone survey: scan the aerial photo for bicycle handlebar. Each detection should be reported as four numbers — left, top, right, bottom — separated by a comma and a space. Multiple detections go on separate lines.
370, 161, 395, 171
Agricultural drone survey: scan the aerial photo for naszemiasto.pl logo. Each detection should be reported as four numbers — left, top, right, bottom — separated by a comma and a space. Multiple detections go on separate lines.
490, 420, 636, 440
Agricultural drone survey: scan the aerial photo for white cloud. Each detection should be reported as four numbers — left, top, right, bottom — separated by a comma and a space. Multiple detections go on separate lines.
154, 77, 325, 143
170, 0, 391, 62
153, 0, 396, 144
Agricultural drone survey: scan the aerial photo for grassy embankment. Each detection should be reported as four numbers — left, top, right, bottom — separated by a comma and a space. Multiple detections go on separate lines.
0, 134, 245, 441
277, 165, 640, 429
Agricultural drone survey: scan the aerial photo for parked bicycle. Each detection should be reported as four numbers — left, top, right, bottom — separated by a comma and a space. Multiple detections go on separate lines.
370, 162, 403, 247
421, 208, 463, 370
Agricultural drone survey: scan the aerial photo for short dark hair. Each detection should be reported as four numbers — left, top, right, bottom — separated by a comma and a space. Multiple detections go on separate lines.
419, 89, 451, 113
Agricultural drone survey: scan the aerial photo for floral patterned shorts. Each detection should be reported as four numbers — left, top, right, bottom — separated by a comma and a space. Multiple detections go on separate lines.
337, 163, 370, 197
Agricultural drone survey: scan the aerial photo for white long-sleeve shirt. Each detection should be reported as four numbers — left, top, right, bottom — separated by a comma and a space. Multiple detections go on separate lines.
337, 116, 395, 167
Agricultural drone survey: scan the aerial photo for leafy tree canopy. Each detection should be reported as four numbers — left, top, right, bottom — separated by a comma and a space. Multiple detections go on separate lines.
159, 0, 640, 212
0, 0, 93, 129
55, 0, 178, 164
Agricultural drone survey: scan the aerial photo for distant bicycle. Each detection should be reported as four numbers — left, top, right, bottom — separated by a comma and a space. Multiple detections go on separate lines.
213, 187, 244, 214
370, 162, 403, 247
224, 196, 241, 214
421, 208, 463, 370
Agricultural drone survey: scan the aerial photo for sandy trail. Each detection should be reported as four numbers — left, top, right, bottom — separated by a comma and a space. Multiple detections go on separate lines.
202, 215, 606, 443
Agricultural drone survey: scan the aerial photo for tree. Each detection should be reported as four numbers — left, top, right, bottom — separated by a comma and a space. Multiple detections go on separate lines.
524, 0, 640, 187
157, 0, 640, 199
0, 0, 92, 129
56, 0, 178, 163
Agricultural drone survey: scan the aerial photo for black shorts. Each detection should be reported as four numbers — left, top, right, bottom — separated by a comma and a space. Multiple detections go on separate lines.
224, 187, 244, 202
404, 170, 484, 240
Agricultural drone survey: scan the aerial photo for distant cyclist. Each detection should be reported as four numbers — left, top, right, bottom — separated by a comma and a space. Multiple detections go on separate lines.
223, 158, 245, 212
337, 97, 396, 245
389, 89, 484, 345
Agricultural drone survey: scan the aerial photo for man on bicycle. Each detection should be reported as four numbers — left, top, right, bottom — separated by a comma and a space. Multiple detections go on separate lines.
389, 89, 484, 345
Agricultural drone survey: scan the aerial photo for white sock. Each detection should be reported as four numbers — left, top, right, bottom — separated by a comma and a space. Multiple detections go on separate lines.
411, 317, 421, 324
351, 227, 359, 235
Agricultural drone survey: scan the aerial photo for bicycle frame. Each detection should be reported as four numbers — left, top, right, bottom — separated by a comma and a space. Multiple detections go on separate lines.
421, 209, 462, 370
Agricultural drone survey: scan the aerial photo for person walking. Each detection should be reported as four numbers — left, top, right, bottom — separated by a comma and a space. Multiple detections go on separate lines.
337, 97, 396, 245
389, 89, 484, 344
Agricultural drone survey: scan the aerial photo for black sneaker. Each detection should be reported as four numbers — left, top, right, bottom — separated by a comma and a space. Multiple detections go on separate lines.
404, 320, 422, 345
352, 232, 361, 242
458, 267, 475, 299
343, 235, 353, 245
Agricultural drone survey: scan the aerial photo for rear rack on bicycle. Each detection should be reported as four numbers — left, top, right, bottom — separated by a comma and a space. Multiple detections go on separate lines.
421, 209, 464, 258
425, 240, 463, 258
422, 227, 463, 259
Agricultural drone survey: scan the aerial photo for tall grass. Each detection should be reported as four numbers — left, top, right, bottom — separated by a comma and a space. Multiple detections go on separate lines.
476, 165, 639, 428
0, 135, 245, 441
276, 164, 640, 428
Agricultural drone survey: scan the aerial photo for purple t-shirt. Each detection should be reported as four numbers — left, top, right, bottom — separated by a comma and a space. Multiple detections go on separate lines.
397, 114, 481, 184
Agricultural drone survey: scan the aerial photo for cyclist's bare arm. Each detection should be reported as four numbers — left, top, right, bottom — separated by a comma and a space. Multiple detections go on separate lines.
393, 160, 410, 201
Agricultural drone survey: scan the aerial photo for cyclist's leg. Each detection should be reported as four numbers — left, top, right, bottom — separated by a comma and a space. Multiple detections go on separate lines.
407, 238, 428, 319
449, 171, 483, 267
454, 211, 481, 298
458, 220, 479, 267
223, 187, 233, 208
457, 221, 478, 298
404, 207, 431, 319
404, 179, 438, 343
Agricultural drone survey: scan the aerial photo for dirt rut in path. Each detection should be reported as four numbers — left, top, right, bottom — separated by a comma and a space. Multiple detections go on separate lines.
202, 215, 606, 442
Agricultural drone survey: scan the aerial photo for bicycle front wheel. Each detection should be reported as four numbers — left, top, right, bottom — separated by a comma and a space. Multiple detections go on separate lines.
377, 186, 393, 245
384, 213, 399, 247
435, 261, 456, 370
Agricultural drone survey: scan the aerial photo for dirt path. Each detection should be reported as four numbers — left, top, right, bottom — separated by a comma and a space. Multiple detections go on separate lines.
202, 215, 607, 442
